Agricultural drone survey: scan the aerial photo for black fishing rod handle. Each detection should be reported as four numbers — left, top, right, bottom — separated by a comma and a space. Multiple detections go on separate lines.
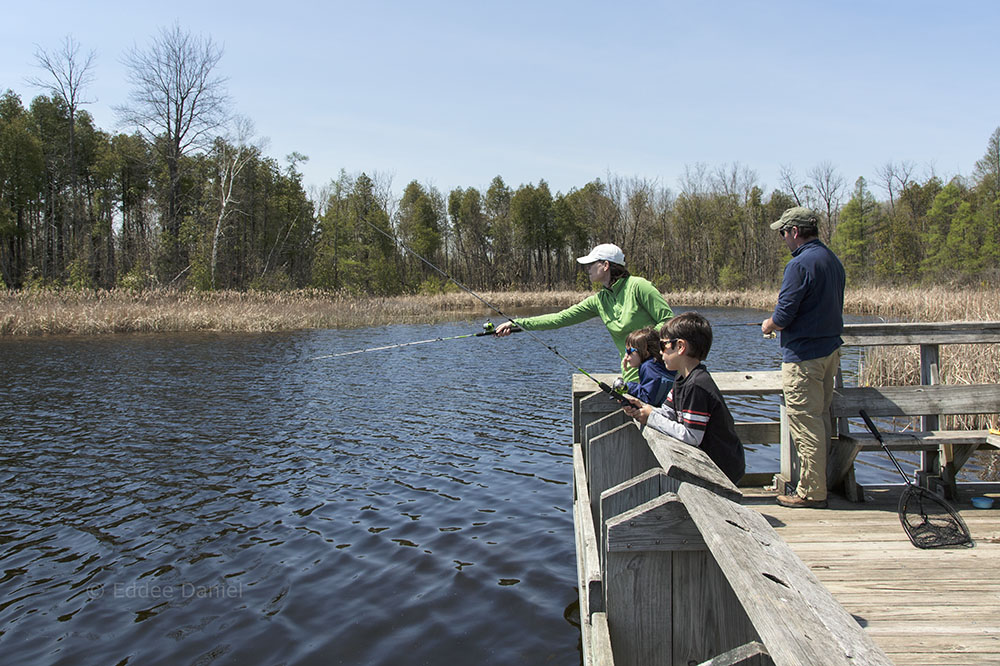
615, 394, 635, 408
858, 409, 883, 442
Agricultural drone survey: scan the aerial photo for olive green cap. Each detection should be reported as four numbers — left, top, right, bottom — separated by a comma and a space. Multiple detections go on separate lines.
770, 206, 820, 231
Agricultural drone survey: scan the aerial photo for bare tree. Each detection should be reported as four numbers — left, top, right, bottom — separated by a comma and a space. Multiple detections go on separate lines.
875, 160, 915, 214
117, 23, 230, 278
28, 35, 96, 250
210, 116, 263, 288
808, 161, 845, 242
369, 170, 398, 221
778, 164, 804, 206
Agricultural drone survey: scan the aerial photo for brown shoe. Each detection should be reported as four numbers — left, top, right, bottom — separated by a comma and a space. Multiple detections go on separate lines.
776, 494, 828, 509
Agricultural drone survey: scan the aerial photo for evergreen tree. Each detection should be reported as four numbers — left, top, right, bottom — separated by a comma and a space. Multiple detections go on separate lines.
832, 177, 880, 283
920, 178, 967, 280
0, 91, 45, 287
397, 181, 442, 290
973, 128, 1000, 270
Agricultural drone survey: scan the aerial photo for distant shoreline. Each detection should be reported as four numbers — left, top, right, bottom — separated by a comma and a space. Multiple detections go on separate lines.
1, 285, 996, 337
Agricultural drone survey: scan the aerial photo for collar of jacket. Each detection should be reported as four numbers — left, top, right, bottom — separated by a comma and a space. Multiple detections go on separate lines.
791, 238, 822, 257
603, 276, 628, 292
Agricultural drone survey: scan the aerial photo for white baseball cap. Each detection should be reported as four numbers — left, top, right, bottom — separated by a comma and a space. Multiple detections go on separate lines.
576, 243, 625, 265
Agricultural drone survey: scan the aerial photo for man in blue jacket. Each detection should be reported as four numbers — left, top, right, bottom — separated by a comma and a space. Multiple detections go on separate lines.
762, 207, 845, 509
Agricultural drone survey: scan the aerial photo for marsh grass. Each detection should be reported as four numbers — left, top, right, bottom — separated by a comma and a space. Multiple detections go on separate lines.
0, 288, 591, 336
5, 285, 1000, 423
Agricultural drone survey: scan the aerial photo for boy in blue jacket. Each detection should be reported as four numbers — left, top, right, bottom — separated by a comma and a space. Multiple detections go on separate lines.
619, 327, 675, 406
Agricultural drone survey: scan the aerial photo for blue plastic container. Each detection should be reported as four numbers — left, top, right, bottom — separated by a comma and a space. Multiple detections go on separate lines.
971, 496, 994, 509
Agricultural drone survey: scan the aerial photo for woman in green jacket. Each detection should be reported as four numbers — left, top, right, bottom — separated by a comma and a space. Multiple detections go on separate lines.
494, 243, 673, 383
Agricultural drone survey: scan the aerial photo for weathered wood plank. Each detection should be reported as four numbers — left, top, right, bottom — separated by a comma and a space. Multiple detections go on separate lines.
600, 469, 668, 545
588, 611, 615, 666
679, 484, 894, 666
583, 408, 629, 469
841, 431, 989, 448
671, 550, 765, 666
842, 321, 1000, 346
711, 370, 784, 395
750, 485, 1000, 666
642, 427, 743, 502
831, 384, 1000, 418
605, 492, 706, 552
696, 641, 770, 666
574, 371, 783, 396
579, 391, 628, 444
827, 435, 862, 492
573, 442, 603, 619
588, 422, 657, 550
600, 469, 670, 576
829, 382, 1000, 494
734, 420, 780, 445
604, 493, 765, 665
604, 547, 673, 666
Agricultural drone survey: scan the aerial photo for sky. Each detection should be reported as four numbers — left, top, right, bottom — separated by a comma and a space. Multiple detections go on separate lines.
2, 0, 999, 203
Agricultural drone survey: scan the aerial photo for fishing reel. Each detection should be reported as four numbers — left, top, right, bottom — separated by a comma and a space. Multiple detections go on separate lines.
482, 321, 496, 334
611, 377, 626, 394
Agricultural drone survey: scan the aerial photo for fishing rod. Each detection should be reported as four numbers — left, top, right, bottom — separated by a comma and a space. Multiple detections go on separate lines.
353, 218, 636, 408
309, 321, 520, 360
714, 322, 776, 338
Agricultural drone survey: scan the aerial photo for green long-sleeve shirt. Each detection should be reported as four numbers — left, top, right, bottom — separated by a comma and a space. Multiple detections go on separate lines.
514, 276, 673, 383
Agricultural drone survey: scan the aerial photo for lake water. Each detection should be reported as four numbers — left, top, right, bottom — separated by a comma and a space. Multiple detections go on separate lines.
0, 306, 992, 664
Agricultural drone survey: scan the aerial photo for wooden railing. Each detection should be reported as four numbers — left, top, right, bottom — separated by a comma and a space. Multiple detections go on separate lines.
828, 321, 1000, 500
573, 371, 785, 489
572, 322, 1000, 663
572, 377, 892, 666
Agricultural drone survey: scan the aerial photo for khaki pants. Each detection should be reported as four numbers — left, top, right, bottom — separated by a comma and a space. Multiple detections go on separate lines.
782, 349, 840, 501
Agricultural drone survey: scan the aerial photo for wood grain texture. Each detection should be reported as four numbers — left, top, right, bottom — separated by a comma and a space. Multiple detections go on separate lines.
742, 487, 1000, 666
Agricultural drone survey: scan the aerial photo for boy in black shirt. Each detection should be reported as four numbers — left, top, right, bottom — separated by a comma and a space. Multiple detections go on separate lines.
624, 312, 745, 484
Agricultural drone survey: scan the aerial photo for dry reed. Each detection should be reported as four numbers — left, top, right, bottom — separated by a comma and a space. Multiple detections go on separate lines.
4, 285, 999, 339
0, 288, 592, 336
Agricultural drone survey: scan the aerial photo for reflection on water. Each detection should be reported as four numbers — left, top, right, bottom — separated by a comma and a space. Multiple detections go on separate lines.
0, 306, 986, 664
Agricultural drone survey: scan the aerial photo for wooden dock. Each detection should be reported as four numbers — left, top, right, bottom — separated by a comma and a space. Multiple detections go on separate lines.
573, 321, 1000, 665
743, 487, 1000, 666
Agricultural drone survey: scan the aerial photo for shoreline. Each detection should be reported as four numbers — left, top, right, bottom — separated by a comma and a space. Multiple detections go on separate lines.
5, 285, 999, 413
2, 285, 998, 337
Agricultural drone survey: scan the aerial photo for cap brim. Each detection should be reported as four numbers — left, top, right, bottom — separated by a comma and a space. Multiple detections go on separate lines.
769, 220, 785, 231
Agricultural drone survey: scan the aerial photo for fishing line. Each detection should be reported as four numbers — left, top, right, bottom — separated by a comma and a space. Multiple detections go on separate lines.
310, 322, 513, 360
353, 217, 634, 406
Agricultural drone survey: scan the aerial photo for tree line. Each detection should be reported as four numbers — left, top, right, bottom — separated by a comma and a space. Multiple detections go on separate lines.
3, 29, 1000, 294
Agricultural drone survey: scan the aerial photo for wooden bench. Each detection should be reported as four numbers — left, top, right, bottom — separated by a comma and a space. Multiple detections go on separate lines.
829, 383, 1000, 500
827, 322, 1000, 501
